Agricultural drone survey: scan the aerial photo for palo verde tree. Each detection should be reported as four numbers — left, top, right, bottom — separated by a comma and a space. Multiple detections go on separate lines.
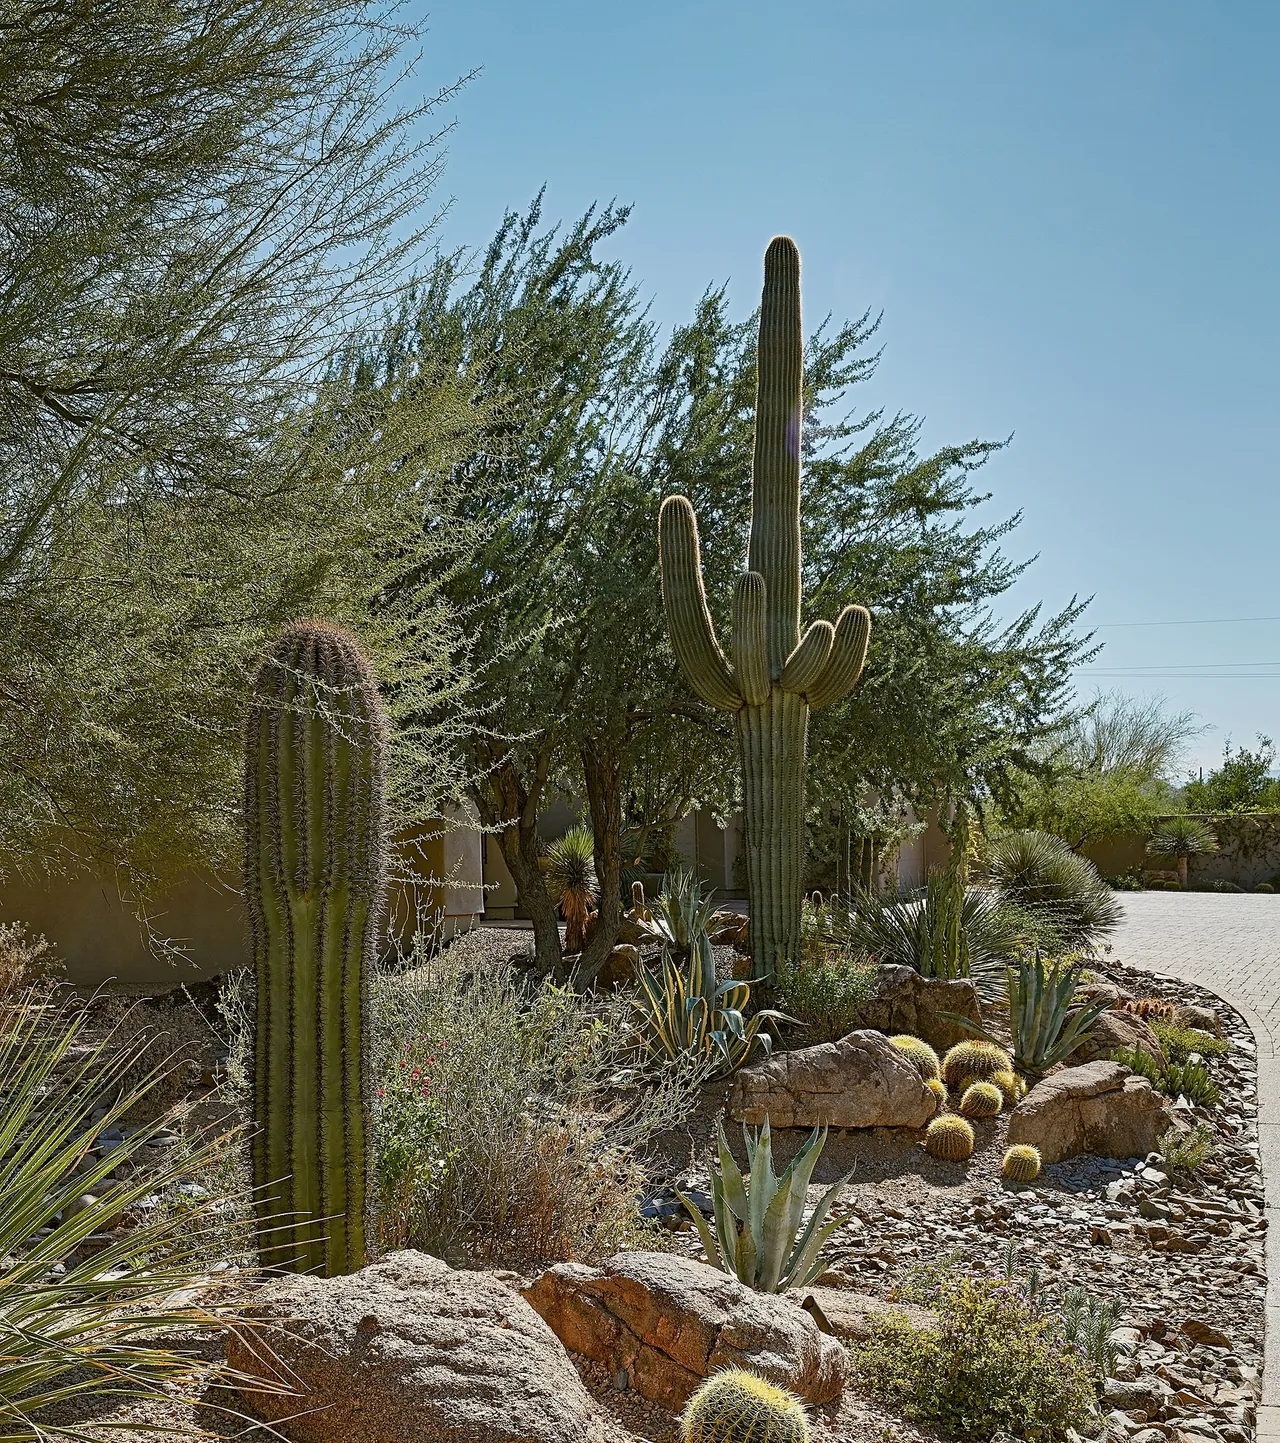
0, 2, 474, 896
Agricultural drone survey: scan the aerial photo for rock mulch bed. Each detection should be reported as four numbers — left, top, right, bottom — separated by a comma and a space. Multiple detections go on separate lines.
651, 954, 1263, 1443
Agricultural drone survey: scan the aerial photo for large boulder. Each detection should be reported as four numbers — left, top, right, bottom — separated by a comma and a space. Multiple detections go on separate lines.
728, 1029, 937, 1131
1067, 1008, 1167, 1069
1006, 1061, 1176, 1164
227, 1250, 604, 1443
523, 1251, 846, 1410
833, 963, 983, 1052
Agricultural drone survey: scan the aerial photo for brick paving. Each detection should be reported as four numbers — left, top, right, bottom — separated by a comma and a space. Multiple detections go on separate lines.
1111, 892, 1280, 1433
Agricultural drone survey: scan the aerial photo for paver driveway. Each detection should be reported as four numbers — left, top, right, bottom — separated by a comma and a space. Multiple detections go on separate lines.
1110, 892, 1280, 1433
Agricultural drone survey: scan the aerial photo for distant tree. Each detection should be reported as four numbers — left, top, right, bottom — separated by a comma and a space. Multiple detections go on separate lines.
1005, 693, 1201, 848
0, 2, 475, 896
1184, 738, 1280, 814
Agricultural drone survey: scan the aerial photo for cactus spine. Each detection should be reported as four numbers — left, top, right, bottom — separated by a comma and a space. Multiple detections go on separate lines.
889, 1034, 942, 1081
659, 238, 871, 977
682, 1369, 810, 1443
244, 620, 387, 1276
959, 1080, 1004, 1118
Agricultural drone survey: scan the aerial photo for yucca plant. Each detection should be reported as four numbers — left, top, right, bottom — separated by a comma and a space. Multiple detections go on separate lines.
0, 991, 275, 1439
1147, 816, 1219, 889
544, 825, 599, 954
846, 873, 1014, 1000
632, 954, 786, 1078
680, 1120, 846, 1293
949, 953, 1110, 1076
984, 830, 1120, 947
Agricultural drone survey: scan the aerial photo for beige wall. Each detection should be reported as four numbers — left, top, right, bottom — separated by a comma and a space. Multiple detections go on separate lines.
3, 808, 487, 988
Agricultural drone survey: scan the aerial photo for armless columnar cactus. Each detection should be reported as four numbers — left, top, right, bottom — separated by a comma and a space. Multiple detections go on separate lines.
659, 238, 871, 977
243, 620, 387, 1275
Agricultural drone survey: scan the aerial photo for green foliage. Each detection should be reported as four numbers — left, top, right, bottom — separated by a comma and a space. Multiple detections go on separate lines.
681, 1369, 810, 1443
1059, 1286, 1122, 1379
984, 830, 1120, 947
1150, 1020, 1230, 1062
245, 622, 387, 1276
633, 953, 785, 1078
961, 955, 1109, 1076
1002, 1144, 1042, 1182
660, 239, 872, 977
641, 868, 720, 998
846, 874, 1017, 1000
925, 1114, 975, 1160
1004, 693, 1199, 847
1113, 1046, 1221, 1108
545, 826, 599, 954
0, 994, 267, 1439
1163, 1059, 1220, 1108
1148, 816, 1220, 860
853, 1272, 1096, 1443
375, 946, 698, 1265
1, 0, 473, 892
1184, 738, 1280, 813
681, 1121, 846, 1293
1161, 1122, 1216, 1171
774, 951, 880, 1044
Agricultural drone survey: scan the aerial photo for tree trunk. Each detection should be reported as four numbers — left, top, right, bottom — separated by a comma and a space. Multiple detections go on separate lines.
576, 740, 623, 986
471, 752, 562, 976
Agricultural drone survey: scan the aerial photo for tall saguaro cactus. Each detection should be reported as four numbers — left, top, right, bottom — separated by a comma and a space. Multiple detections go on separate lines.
659, 238, 871, 977
243, 620, 387, 1276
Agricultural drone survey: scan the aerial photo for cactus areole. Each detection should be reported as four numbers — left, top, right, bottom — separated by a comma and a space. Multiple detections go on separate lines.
243, 620, 387, 1275
659, 238, 871, 976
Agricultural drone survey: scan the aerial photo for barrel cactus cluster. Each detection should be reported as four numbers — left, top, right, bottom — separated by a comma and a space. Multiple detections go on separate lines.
243, 620, 387, 1277
659, 237, 872, 977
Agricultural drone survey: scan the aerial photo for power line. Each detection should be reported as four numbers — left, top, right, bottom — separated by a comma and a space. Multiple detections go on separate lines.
1095, 615, 1280, 628
1079, 661, 1280, 670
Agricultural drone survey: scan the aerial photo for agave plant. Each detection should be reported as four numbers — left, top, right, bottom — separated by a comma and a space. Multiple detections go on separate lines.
632, 953, 786, 1077
544, 824, 598, 954
846, 872, 1015, 1001
985, 830, 1120, 946
0, 991, 275, 1439
679, 1119, 847, 1292
951, 952, 1111, 1076
637, 868, 718, 997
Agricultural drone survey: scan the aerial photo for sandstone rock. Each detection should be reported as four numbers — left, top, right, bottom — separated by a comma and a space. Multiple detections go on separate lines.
227, 1250, 604, 1443
1068, 1008, 1167, 1070
523, 1250, 846, 1410
1006, 1061, 1176, 1164
709, 910, 750, 948
833, 963, 983, 1051
1171, 1003, 1221, 1035
593, 944, 641, 989
1181, 1318, 1231, 1349
728, 1028, 937, 1131
799, 1285, 938, 1342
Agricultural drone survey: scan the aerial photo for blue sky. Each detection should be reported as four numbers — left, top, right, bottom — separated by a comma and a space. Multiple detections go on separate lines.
415, 1, 1278, 775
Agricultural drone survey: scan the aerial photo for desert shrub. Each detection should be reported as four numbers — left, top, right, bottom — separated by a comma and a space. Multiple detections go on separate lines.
374, 950, 698, 1266
774, 950, 880, 1043
0, 920, 61, 998
852, 1271, 1096, 1443
1161, 1121, 1215, 1172
984, 830, 1120, 948
1150, 1019, 1230, 1062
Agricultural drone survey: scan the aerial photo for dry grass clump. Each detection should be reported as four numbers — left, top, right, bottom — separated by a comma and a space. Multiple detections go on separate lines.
0, 920, 61, 998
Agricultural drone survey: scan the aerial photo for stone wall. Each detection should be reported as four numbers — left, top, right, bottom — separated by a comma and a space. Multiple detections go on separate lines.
1082, 813, 1280, 889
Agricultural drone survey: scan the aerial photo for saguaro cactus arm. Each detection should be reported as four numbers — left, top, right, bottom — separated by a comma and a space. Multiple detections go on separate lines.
658, 494, 742, 712
731, 572, 771, 706
803, 603, 872, 709
778, 618, 835, 695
